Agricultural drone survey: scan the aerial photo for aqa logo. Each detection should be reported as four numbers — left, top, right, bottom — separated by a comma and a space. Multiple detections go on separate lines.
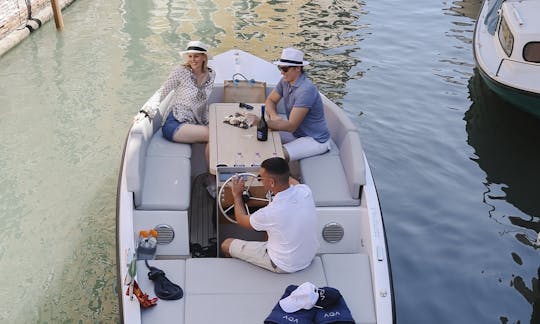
324, 311, 341, 318
282, 315, 299, 323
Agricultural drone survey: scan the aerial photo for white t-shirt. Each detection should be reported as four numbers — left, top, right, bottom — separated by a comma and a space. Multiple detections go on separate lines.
249, 184, 320, 273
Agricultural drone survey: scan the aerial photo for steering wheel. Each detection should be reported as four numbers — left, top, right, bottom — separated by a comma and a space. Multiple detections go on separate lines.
217, 172, 271, 223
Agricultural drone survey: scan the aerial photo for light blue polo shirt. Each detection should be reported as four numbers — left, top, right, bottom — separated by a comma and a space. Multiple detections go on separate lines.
275, 74, 330, 143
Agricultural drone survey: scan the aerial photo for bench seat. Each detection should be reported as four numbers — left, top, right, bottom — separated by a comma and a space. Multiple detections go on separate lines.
298, 98, 366, 207
322, 253, 377, 324
184, 257, 326, 323
147, 129, 192, 158
126, 118, 191, 211
301, 131, 365, 207
140, 155, 191, 210
136, 253, 375, 324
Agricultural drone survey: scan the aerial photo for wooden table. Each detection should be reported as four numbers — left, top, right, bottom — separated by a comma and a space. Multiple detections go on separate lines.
208, 103, 284, 175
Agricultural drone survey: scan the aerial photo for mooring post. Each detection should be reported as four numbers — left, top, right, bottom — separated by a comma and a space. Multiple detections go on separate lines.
50, 0, 64, 30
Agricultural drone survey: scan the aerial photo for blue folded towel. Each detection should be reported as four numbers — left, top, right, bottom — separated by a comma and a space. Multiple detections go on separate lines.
265, 285, 316, 324
314, 289, 355, 324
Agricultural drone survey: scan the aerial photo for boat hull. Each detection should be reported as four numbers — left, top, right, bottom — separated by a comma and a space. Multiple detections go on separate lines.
116, 49, 395, 324
477, 66, 540, 118
472, 0, 540, 118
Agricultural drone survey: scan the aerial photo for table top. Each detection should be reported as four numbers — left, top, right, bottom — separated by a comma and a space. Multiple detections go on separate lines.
208, 103, 284, 174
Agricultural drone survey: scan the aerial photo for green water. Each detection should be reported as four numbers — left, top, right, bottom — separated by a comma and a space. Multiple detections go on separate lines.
2, 0, 539, 322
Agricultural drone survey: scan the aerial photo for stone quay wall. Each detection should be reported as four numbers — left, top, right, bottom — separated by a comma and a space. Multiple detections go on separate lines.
0, 0, 77, 57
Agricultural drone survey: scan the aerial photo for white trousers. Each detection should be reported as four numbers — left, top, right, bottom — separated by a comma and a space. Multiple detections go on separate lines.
280, 132, 331, 161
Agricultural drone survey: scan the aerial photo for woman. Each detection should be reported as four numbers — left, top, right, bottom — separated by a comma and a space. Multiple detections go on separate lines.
161, 41, 216, 146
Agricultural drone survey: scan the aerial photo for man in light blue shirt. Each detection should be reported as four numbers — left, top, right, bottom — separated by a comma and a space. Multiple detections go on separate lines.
263, 48, 331, 161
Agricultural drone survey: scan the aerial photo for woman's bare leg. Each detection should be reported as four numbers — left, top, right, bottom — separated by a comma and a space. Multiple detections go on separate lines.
172, 124, 209, 143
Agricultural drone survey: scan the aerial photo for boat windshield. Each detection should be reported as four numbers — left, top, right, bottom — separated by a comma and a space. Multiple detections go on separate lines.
484, 0, 504, 35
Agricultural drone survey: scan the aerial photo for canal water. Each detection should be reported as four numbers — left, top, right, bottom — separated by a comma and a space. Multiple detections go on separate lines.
0, 0, 538, 322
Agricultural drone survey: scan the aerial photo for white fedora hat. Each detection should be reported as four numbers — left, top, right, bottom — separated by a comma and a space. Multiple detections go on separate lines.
273, 48, 309, 66
180, 41, 212, 59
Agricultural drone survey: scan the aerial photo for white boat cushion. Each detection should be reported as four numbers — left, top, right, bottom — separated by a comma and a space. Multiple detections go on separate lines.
300, 131, 365, 206
322, 96, 357, 147
126, 118, 154, 207
125, 115, 192, 211
147, 129, 192, 158
338, 130, 366, 196
322, 253, 377, 324
136, 260, 186, 324
140, 156, 191, 210
184, 257, 326, 323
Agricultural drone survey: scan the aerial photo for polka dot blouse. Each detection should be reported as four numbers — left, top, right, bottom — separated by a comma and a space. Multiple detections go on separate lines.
159, 65, 216, 125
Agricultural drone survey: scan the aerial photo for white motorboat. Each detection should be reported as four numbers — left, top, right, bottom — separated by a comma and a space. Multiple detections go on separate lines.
116, 49, 395, 323
473, 0, 540, 117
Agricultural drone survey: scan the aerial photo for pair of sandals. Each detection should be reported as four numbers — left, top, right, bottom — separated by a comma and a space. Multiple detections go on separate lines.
190, 238, 217, 258
129, 261, 184, 308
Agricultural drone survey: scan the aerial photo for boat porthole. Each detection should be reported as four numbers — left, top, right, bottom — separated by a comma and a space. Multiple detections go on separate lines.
154, 224, 175, 244
322, 222, 344, 243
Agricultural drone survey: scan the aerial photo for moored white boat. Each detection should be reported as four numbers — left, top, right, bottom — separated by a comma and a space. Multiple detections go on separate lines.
116, 49, 395, 323
473, 0, 540, 117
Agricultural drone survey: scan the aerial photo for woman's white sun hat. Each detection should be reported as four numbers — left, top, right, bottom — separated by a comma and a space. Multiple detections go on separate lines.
273, 48, 309, 66
180, 41, 212, 59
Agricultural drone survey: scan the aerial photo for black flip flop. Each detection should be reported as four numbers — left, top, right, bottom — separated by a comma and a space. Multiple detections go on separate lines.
145, 260, 183, 300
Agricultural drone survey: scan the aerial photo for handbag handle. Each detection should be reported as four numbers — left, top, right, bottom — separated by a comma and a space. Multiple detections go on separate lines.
232, 73, 256, 85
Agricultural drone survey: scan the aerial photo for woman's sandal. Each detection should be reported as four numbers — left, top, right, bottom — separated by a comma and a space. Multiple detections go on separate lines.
126, 280, 158, 308
145, 260, 184, 300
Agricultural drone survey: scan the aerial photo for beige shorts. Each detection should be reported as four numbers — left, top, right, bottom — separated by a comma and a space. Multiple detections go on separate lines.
229, 239, 287, 273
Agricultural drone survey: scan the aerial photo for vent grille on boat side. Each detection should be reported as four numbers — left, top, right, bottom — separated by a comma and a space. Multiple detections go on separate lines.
322, 222, 344, 243
155, 224, 175, 244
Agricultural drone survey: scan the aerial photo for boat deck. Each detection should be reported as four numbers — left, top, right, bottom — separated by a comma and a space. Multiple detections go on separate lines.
136, 254, 376, 324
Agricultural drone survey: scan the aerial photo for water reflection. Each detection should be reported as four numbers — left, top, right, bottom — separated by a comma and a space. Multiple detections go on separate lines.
466, 68, 540, 218
511, 267, 540, 324
446, 0, 483, 19
466, 68, 540, 322
120, 0, 366, 103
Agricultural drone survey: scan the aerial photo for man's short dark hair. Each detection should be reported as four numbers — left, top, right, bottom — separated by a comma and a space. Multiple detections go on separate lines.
261, 157, 289, 184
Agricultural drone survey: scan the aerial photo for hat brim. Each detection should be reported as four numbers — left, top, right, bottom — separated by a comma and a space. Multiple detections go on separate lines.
272, 60, 309, 66
180, 50, 212, 60
279, 296, 304, 313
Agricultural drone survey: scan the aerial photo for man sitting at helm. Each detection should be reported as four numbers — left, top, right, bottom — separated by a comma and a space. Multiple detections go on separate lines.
221, 157, 319, 273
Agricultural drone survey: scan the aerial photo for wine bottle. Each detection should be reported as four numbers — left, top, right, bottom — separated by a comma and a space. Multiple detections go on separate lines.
257, 105, 268, 141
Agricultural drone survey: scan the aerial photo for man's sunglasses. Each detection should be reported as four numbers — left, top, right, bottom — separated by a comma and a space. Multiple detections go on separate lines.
277, 66, 293, 73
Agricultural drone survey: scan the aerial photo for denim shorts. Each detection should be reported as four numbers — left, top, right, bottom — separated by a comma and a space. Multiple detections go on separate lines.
162, 113, 185, 142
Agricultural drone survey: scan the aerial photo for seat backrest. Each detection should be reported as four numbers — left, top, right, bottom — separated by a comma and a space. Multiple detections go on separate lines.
152, 91, 175, 134
321, 94, 357, 147
337, 131, 366, 199
125, 117, 153, 207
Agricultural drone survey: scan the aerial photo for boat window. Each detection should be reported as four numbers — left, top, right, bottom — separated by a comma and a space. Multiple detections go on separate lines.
523, 42, 540, 63
485, 0, 504, 36
498, 16, 514, 57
